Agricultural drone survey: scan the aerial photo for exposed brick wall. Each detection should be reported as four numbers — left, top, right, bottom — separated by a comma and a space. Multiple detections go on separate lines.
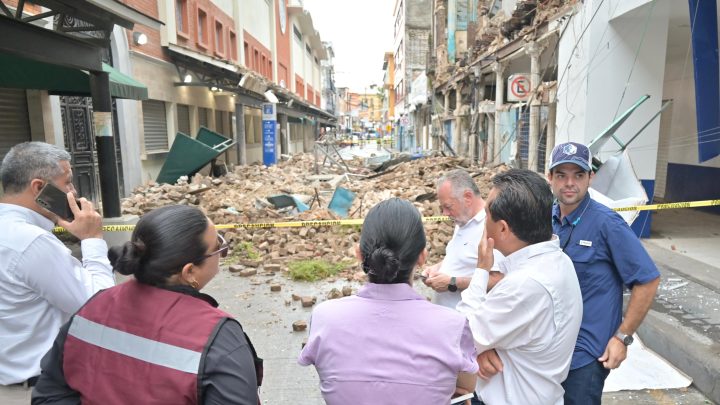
124, 0, 236, 63
278, 62, 289, 88
275, 0, 291, 89
243, 30, 272, 81
122, 0, 167, 61
307, 85, 314, 104
5, 1, 41, 14
295, 75, 305, 99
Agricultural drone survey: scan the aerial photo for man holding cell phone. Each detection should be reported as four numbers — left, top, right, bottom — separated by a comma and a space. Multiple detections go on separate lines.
422, 170, 504, 310
0, 142, 114, 401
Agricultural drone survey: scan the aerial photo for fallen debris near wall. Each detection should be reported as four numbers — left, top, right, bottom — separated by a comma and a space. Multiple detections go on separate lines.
122, 153, 508, 280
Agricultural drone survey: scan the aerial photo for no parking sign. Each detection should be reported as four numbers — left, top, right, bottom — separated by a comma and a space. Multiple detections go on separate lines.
507, 74, 530, 102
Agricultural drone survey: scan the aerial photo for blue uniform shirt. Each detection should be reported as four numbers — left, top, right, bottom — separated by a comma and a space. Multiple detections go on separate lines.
552, 193, 660, 370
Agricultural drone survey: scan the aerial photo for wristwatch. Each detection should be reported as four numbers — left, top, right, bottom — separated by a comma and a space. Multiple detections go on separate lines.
614, 330, 634, 346
448, 276, 458, 292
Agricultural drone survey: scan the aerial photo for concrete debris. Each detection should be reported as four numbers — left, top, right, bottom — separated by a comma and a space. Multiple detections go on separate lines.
292, 320, 307, 332
270, 284, 282, 292
291, 294, 301, 301
228, 265, 244, 273
664, 282, 689, 291
327, 288, 343, 300
122, 153, 508, 280
238, 269, 257, 277
300, 296, 317, 307
264, 264, 282, 273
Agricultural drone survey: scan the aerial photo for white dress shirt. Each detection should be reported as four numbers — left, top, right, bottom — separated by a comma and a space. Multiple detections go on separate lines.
435, 209, 503, 309
0, 203, 114, 384
457, 237, 583, 405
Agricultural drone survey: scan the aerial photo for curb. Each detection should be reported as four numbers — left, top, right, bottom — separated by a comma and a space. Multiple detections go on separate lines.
638, 310, 720, 404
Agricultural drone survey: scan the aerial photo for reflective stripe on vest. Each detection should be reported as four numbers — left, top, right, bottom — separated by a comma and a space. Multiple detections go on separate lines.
68, 315, 201, 374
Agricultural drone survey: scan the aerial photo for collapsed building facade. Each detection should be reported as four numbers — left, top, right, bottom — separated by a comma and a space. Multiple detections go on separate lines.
427, 0, 720, 235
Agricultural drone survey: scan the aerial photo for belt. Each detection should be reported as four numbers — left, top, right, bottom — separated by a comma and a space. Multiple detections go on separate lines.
10, 376, 39, 389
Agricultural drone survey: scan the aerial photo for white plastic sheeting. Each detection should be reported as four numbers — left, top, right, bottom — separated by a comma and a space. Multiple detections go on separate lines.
603, 335, 692, 392
589, 151, 648, 225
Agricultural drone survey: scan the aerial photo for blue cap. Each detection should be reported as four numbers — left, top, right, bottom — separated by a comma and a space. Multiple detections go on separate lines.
549, 142, 592, 171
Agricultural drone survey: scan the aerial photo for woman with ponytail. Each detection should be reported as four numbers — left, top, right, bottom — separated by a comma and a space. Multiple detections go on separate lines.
33, 205, 261, 405
299, 198, 479, 404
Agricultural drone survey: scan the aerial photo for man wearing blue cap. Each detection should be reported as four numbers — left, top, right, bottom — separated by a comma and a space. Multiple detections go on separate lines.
547, 142, 660, 404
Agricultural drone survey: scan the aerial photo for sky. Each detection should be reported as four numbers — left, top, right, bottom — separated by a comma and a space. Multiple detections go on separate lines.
302, 0, 395, 93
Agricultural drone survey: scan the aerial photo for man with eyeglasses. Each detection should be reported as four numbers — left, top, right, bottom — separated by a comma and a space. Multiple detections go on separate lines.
547, 142, 660, 405
0, 142, 113, 402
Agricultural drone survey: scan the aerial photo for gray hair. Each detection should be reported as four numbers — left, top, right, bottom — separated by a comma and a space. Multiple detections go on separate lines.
437, 169, 481, 199
1, 142, 71, 194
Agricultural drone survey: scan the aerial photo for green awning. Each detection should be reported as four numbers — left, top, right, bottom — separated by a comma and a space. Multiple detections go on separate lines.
0, 52, 148, 100
101, 62, 148, 100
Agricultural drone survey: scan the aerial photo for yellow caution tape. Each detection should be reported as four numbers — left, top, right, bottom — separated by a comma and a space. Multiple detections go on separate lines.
52, 215, 451, 233
612, 199, 720, 212
52, 199, 719, 233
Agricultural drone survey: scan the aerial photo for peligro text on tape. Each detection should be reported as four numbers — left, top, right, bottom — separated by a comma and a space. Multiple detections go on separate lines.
51, 199, 719, 233
613, 199, 720, 212
53, 215, 451, 233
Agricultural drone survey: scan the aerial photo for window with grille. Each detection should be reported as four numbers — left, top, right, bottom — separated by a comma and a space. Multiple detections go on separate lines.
199, 107, 210, 128
142, 100, 168, 152
176, 0, 188, 36
177, 104, 190, 135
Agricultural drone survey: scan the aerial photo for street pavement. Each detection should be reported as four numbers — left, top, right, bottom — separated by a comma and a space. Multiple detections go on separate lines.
206, 258, 716, 404
637, 209, 720, 405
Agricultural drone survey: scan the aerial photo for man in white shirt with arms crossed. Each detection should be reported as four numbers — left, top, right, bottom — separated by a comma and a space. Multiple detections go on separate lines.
457, 169, 582, 404
0, 142, 114, 402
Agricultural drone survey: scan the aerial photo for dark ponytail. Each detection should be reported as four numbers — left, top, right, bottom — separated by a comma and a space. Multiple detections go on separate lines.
109, 240, 146, 276
360, 198, 426, 284
109, 205, 209, 286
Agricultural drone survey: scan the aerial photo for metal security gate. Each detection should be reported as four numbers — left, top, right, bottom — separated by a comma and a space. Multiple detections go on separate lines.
0, 88, 31, 162
60, 96, 125, 205
61, 96, 101, 203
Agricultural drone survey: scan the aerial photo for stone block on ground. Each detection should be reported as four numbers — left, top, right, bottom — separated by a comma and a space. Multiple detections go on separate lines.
238, 269, 257, 277
292, 320, 307, 332
228, 265, 244, 273
327, 288, 342, 300
238, 259, 261, 268
264, 264, 281, 272
301, 296, 317, 307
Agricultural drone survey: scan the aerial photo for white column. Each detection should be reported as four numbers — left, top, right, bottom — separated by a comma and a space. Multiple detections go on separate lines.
526, 41, 543, 172
492, 62, 505, 164
454, 83, 463, 155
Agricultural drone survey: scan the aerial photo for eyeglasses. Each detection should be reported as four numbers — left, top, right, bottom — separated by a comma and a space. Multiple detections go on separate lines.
193, 234, 229, 263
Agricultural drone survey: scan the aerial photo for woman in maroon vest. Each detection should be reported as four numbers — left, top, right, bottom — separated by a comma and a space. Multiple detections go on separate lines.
32, 205, 262, 404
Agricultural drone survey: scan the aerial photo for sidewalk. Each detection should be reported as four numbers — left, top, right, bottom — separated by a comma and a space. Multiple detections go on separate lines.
638, 209, 720, 404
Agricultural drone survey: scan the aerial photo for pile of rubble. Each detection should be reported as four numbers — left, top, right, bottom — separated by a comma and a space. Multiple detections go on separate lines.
121, 154, 507, 278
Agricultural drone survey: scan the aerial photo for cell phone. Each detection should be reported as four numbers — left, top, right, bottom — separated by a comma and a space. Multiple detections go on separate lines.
36, 183, 78, 221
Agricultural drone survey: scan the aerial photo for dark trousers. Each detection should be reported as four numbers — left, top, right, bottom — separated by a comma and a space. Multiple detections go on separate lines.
562, 361, 610, 405
470, 392, 485, 405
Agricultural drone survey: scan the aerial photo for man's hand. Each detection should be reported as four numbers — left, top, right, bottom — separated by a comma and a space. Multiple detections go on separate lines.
477, 349, 503, 380
451, 388, 473, 405
598, 336, 627, 369
422, 262, 442, 278
425, 272, 452, 292
56, 193, 103, 240
477, 231, 495, 270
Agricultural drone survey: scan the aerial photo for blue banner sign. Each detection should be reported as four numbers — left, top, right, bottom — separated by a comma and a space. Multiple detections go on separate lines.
262, 103, 277, 166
